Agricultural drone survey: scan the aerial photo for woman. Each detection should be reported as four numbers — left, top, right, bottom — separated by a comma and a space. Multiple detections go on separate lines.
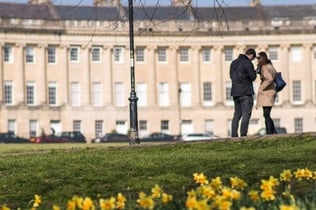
256, 51, 277, 134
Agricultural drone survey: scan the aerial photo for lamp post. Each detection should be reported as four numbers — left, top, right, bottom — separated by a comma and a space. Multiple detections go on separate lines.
128, 0, 140, 144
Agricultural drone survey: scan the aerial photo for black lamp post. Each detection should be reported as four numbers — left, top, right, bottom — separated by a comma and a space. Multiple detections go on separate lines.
128, 0, 140, 144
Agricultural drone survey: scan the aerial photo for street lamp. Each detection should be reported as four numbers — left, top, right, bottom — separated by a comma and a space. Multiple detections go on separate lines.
128, 0, 140, 144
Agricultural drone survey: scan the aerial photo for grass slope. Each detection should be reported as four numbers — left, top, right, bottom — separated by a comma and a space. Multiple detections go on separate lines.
0, 133, 316, 209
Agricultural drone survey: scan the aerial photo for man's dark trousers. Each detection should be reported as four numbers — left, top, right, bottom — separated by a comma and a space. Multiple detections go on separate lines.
231, 95, 253, 137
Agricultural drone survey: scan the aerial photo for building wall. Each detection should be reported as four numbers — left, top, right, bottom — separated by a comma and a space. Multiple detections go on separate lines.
1, 28, 316, 141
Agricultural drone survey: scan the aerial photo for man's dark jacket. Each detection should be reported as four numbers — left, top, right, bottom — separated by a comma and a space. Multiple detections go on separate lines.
230, 54, 257, 97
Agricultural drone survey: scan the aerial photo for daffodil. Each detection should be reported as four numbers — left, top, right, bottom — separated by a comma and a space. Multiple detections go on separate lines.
279, 204, 300, 210
218, 200, 232, 210
248, 190, 260, 202
230, 176, 247, 190
1, 205, 10, 210
280, 169, 292, 182
99, 197, 115, 210
210, 176, 222, 191
151, 184, 162, 198
193, 173, 209, 185
161, 193, 173, 203
137, 195, 155, 210
185, 196, 197, 209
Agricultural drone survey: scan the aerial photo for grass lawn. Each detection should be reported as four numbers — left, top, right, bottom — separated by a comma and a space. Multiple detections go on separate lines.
0, 133, 316, 209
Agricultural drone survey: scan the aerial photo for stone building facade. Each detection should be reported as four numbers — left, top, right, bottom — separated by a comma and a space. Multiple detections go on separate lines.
0, 0, 316, 141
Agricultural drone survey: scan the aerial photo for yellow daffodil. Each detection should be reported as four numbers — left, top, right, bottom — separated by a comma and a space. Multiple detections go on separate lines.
151, 184, 162, 198
260, 189, 276, 201
196, 199, 209, 210
248, 190, 260, 202
280, 170, 292, 182
161, 193, 173, 203
210, 177, 222, 191
187, 189, 197, 198
99, 197, 115, 210
33, 194, 41, 208
268, 176, 280, 186
294, 168, 305, 180
52, 205, 60, 210
279, 204, 299, 210
116, 193, 126, 209
185, 196, 197, 209
303, 168, 312, 179
230, 176, 247, 190
67, 200, 76, 210
221, 187, 232, 199
137, 195, 155, 210
193, 173, 209, 185
231, 189, 241, 200
218, 200, 232, 210
82, 197, 95, 210
240, 207, 256, 210
1, 205, 10, 210
260, 179, 273, 191
199, 185, 216, 200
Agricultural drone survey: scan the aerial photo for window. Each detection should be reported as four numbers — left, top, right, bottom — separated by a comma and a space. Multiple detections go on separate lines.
91, 47, 101, 62
180, 83, 191, 107
273, 119, 281, 128
292, 80, 302, 102
202, 48, 211, 62
26, 81, 35, 105
137, 83, 147, 107
48, 82, 57, 106
116, 120, 128, 134
313, 46, 316, 59
71, 82, 80, 106
294, 118, 303, 133
47, 46, 56, 64
205, 120, 214, 135
95, 120, 103, 137
224, 47, 233, 61
70, 46, 79, 62
114, 82, 125, 107
225, 82, 233, 105
291, 46, 302, 62
136, 47, 145, 62
158, 82, 169, 106
113, 46, 124, 63
161, 120, 169, 133
203, 82, 212, 106
29, 120, 37, 137
4, 81, 13, 105
4, 45, 13, 63
25, 46, 35, 63
268, 46, 278, 61
179, 47, 189, 62
139, 120, 147, 131
92, 82, 102, 106
73, 120, 81, 132
157, 47, 167, 62
227, 119, 232, 137
8, 119, 16, 134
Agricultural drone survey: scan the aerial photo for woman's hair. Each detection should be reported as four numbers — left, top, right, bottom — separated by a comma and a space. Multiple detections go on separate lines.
258, 51, 272, 65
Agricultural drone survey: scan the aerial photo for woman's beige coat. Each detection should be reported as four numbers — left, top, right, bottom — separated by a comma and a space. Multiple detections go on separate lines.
256, 63, 277, 108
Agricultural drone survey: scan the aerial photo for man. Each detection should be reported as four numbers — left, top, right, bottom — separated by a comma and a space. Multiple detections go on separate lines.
230, 48, 257, 137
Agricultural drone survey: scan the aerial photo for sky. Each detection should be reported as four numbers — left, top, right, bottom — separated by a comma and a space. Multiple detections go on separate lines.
3, 0, 316, 7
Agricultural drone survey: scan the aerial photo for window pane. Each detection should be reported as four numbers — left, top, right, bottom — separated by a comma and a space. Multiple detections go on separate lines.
268, 47, 278, 60
157, 47, 167, 62
179, 47, 189, 62
137, 83, 147, 106
73, 120, 81, 132
92, 82, 102, 106
180, 83, 191, 107
26, 46, 34, 63
4, 81, 13, 105
158, 82, 169, 106
95, 120, 103, 137
292, 80, 301, 102
224, 47, 233, 61
92, 47, 101, 62
202, 48, 211, 62
48, 47, 56, 64
291, 46, 302, 62
48, 82, 57, 105
136, 47, 145, 62
115, 82, 125, 107
29, 120, 37, 137
26, 82, 35, 105
70, 47, 79, 62
71, 82, 80, 106
4, 45, 13, 63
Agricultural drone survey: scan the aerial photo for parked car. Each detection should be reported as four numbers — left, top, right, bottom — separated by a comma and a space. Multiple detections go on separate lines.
181, 133, 217, 141
253, 127, 287, 136
30, 131, 86, 143
0, 132, 30, 143
91, 133, 130, 143
140, 132, 178, 142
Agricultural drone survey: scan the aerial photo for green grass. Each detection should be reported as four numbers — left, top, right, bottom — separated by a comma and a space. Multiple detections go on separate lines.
1, 133, 316, 209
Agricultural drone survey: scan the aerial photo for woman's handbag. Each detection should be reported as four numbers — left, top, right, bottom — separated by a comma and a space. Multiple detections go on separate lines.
275, 72, 286, 92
